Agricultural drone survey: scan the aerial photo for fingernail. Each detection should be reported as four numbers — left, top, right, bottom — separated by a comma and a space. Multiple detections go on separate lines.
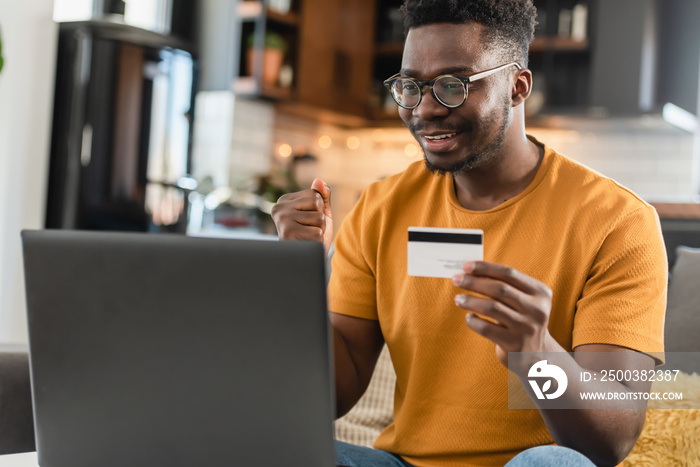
463, 262, 475, 273
324, 182, 330, 191
466, 313, 473, 324
454, 294, 465, 306
452, 274, 464, 286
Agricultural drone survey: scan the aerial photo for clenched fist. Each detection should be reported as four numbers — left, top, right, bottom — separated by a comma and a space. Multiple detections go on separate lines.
271, 178, 333, 257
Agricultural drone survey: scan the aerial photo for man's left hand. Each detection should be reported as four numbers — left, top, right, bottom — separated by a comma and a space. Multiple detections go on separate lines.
452, 261, 557, 368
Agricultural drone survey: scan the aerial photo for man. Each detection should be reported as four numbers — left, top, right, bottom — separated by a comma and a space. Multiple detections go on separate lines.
272, 1, 667, 465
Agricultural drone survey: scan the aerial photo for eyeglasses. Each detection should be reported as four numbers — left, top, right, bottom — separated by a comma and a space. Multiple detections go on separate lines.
383, 62, 522, 110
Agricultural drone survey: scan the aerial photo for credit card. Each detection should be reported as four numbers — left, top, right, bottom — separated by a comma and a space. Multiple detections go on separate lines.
407, 227, 484, 278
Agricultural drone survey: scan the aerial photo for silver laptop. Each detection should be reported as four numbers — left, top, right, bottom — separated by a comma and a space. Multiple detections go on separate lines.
21, 230, 335, 467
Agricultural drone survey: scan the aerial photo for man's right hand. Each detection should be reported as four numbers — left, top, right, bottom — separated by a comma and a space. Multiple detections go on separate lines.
271, 178, 333, 257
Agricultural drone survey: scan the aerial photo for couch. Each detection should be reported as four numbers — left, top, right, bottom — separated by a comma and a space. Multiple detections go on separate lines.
0, 347, 34, 454
333, 218, 700, 465
2, 219, 699, 463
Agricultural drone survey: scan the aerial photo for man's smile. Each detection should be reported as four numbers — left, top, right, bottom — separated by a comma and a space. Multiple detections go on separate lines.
420, 131, 460, 152
423, 132, 456, 141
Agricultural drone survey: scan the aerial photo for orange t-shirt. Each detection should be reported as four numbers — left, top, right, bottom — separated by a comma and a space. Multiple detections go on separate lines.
328, 137, 667, 467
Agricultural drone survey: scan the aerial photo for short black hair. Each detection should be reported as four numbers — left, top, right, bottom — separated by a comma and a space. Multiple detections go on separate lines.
401, 0, 537, 66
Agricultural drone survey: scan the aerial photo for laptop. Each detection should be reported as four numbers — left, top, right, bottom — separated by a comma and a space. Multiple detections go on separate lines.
21, 230, 335, 467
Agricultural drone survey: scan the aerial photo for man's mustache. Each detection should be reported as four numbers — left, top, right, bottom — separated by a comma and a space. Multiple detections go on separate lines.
408, 121, 469, 134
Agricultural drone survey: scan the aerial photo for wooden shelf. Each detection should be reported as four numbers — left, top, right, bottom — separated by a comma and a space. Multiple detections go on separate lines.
237, 2, 299, 26
376, 37, 589, 56
531, 36, 589, 53
232, 77, 293, 100
260, 84, 294, 100
651, 203, 700, 220
375, 41, 404, 56
267, 9, 299, 26
276, 101, 370, 128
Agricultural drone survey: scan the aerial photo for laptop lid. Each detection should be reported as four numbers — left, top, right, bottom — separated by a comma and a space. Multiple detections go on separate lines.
21, 230, 335, 467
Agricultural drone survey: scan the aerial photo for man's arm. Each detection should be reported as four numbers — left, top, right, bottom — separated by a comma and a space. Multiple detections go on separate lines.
272, 179, 384, 417
534, 344, 653, 466
453, 261, 654, 466
331, 312, 385, 417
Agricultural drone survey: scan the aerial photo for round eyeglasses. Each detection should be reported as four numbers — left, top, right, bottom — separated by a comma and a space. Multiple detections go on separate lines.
383, 62, 522, 110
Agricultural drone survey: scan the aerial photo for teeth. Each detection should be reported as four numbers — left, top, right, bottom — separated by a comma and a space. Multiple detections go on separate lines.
425, 133, 456, 141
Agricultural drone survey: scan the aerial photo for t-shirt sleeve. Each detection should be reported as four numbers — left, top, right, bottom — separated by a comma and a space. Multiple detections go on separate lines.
328, 190, 379, 320
572, 205, 667, 361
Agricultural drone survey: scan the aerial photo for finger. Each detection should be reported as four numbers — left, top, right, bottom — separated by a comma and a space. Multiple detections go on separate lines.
278, 189, 324, 208
463, 261, 550, 297
282, 193, 325, 212
311, 178, 333, 219
311, 178, 331, 205
292, 211, 325, 228
282, 226, 324, 242
310, 179, 334, 258
466, 313, 511, 346
454, 294, 522, 328
453, 274, 532, 313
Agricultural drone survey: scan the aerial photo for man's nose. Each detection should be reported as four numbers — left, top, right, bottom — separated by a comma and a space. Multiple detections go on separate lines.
412, 87, 450, 120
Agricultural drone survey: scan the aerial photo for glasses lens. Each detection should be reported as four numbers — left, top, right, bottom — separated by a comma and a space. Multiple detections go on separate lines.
434, 76, 466, 107
392, 79, 421, 108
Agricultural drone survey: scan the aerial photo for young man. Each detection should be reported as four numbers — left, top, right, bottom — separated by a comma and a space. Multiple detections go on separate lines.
272, 1, 667, 466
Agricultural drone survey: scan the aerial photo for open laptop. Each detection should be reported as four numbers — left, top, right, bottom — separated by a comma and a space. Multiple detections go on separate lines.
21, 230, 335, 467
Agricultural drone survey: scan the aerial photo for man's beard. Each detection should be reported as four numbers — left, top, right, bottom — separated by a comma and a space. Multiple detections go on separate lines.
422, 100, 511, 176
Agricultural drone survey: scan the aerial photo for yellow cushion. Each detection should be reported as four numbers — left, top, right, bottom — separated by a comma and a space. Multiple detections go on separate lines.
625, 372, 700, 466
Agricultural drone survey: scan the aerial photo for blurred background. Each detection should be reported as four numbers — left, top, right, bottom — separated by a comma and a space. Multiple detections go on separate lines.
1, 0, 700, 343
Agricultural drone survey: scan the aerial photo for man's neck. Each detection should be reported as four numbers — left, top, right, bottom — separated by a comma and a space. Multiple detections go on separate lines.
452, 133, 544, 211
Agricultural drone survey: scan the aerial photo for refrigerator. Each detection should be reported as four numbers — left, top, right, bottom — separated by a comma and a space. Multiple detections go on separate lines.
46, 20, 197, 233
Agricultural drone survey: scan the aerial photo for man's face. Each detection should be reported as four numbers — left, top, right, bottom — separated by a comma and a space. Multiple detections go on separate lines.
399, 22, 514, 175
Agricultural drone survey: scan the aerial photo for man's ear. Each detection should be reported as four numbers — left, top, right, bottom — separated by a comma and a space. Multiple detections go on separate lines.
511, 68, 532, 107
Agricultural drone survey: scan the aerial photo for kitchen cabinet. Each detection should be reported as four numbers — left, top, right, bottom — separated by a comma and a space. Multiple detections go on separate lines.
368, 0, 404, 121
295, 0, 377, 118
528, 0, 594, 113
207, 0, 376, 122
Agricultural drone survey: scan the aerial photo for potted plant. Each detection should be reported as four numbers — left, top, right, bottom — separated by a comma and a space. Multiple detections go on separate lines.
246, 30, 286, 87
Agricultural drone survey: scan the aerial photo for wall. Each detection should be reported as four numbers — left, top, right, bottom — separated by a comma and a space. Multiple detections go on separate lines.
268, 113, 697, 229
0, 1, 57, 343
272, 113, 421, 226
529, 117, 696, 202
192, 92, 276, 194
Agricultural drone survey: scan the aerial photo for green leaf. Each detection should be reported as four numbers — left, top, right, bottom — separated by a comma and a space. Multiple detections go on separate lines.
246, 31, 286, 51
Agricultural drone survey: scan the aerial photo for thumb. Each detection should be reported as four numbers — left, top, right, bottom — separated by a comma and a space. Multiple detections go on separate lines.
310, 178, 334, 258
311, 178, 332, 209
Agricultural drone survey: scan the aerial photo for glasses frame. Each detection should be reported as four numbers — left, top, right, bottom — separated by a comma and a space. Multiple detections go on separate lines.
383, 62, 523, 110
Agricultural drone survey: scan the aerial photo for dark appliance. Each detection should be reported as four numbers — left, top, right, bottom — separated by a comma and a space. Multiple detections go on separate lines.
46, 21, 197, 233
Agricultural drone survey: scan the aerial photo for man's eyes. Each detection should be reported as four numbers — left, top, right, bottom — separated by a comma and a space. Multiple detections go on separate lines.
402, 82, 420, 93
